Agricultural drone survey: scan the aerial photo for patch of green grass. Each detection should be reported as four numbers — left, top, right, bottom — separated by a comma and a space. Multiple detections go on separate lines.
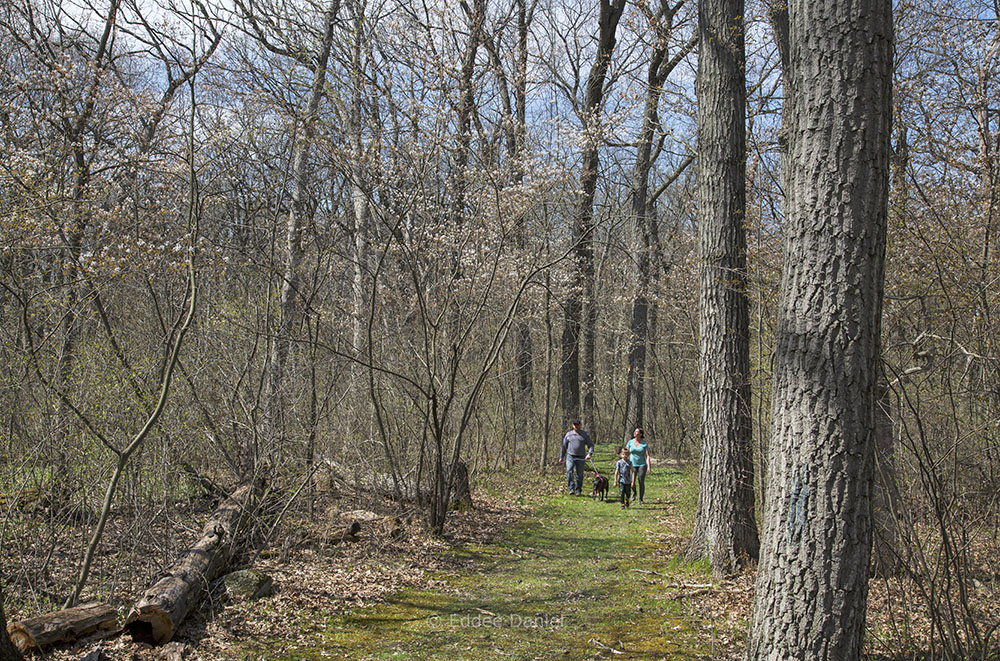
664, 552, 712, 578
234, 450, 729, 659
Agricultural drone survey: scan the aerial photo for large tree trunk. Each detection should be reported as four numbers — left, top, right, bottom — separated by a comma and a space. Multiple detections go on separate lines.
125, 482, 258, 645
746, 0, 893, 656
687, 0, 759, 575
561, 0, 627, 430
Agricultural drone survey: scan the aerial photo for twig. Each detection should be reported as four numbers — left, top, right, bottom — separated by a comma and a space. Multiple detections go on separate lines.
589, 638, 624, 655
673, 588, 716, 599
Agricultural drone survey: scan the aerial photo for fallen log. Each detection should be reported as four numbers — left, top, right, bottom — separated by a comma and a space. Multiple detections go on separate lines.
125, 481, 257, 645
6, 602, 117, 652
322, 458, 473, 509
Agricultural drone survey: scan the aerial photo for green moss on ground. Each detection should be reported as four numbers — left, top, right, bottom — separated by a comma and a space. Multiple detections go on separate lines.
234, 448, 738, 660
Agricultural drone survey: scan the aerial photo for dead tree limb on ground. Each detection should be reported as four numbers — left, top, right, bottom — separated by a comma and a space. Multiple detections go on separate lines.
6, 602, 117, 653
125, 481, 259, 645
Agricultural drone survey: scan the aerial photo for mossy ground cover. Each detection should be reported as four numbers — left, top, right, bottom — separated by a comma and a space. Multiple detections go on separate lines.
233, 446, 750, 660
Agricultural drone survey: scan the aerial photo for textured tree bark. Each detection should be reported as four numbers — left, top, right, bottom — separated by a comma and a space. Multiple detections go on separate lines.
746, 0, 892, 657
125, 482, 257, 645
688, 0, 759, 576
6, 602, 116, 653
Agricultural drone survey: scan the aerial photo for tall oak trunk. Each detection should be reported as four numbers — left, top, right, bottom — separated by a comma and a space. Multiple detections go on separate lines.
747, 0, 892, 656
688, 0, 759, 575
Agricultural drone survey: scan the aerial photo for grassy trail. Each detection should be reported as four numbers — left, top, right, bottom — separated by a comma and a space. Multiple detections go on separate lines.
242, 446, 742, 659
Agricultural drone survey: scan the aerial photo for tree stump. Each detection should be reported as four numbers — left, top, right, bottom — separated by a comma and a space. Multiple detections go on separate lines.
330, 520, 362, 544
449, 460, 473, 510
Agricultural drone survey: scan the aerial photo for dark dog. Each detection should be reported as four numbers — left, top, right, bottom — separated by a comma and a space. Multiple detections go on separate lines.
592, 471, 609, 501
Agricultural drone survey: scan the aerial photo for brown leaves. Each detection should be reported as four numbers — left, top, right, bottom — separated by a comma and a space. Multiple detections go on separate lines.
23, 490, 528, 661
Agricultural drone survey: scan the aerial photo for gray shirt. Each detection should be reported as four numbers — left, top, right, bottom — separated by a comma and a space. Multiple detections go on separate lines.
560, 428, 594, 461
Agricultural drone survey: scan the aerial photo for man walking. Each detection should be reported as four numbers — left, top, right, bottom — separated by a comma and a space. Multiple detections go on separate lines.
560, 418, 594, 495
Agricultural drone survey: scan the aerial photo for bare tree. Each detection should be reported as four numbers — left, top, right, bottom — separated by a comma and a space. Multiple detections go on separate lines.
622, 0, 696, 439
478, 0, 536, 465
561, 0, 627, 430
747, 0, 892, 656
265, 0, 340, 470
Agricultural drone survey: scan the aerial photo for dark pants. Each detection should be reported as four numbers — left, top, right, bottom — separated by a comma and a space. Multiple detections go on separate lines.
631, 464, 647, 502
618, 483, 630, 505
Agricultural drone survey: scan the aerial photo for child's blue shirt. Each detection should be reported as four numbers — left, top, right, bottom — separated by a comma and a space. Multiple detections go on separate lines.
615, 459, 632, 485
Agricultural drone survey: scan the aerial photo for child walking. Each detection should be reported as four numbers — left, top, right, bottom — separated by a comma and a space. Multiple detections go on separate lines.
614, 447, 633, 509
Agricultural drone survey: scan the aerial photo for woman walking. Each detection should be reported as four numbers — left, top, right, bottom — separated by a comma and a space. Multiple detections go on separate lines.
627, 428, 651, 504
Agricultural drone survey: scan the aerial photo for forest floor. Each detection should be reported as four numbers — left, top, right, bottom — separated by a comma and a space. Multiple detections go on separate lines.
17, 443, 989, 659
30, 444, 754, 660
223, 457, 752, 660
